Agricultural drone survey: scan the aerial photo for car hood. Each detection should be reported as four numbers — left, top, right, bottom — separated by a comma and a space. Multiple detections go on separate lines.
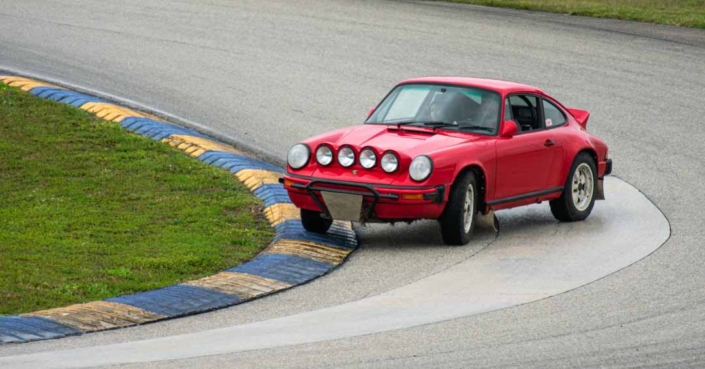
321, 125, 479, 157
305, 125, 486, 185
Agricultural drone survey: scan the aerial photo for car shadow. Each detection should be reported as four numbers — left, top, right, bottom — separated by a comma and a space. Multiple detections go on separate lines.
353, 217, 498, 250
352, 201, 611, 251
495, 202, 612, 238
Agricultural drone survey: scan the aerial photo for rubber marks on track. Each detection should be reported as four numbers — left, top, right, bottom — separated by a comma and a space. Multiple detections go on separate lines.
0, 76, 358, 344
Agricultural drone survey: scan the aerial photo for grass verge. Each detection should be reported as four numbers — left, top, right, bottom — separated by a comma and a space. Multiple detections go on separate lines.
0, 83, 273, 315
440, 0, 705, 29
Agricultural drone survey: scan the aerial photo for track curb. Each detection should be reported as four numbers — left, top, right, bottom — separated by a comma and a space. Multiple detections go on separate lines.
0, 76, 358, 345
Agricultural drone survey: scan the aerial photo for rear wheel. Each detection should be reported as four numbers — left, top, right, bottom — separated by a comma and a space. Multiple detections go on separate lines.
300, 209, 333, 233
550, 152, 597, 222
439, 171, 478, 245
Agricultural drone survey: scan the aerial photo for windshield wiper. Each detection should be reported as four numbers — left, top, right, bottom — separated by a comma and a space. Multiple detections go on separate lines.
396, 121, 456, 127
459, 125, 495, 132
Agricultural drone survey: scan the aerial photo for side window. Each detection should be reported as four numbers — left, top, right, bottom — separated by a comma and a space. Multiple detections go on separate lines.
508, 95, 540, 132
503, 98, 512, 121
542, 99, 566, 128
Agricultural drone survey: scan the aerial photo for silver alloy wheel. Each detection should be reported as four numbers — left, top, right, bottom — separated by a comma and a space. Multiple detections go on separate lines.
572, 163, 594, 211
463, 184, 475, 233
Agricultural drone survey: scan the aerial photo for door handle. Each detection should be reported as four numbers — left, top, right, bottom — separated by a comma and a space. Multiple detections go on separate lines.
544, 139, 555, 147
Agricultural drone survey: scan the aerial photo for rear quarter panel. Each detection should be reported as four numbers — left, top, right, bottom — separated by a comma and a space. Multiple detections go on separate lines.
551, 119, 609, 188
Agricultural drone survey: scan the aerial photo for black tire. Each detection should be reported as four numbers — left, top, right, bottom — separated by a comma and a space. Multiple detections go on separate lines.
439, 171, 478, 245
300, 209, 333, 233
550, 152, 597, 222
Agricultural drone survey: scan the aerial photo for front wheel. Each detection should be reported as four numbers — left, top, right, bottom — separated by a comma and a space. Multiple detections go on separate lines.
550, 152, 597, 222
300, 209, 332, 233
439, 171, 478, 245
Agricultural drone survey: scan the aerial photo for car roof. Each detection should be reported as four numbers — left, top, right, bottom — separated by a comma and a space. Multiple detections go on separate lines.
397, 76, 545, 95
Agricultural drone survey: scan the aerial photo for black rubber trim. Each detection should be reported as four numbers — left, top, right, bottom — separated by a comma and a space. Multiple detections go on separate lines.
293, 182, 399, 200
292, 180, 397, 220
285, 173, 439, 190
423, 185, 446, 203
604, 159, 613, 176
286, 179, 446, 219
486, 186, 563, 206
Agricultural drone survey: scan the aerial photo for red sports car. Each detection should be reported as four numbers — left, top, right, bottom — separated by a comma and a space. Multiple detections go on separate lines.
281, 77, 612, 245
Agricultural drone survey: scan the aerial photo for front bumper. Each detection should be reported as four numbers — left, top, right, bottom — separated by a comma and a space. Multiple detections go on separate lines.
280, 176, 447, 221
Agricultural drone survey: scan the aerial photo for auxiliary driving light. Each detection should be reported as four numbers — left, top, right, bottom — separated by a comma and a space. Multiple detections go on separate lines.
316, 145, 333, 166
338, 146, 355, 167
381, 152, 398, 173
360, 148, 377, 169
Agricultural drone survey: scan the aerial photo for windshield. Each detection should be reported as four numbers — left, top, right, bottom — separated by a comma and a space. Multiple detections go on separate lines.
366, 84, 501, 135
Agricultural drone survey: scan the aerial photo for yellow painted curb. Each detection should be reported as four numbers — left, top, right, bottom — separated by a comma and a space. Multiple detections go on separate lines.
264, 239, 352, 265
264, 203, 300, 226
25, 301, 165, 332
185, 272, 291, 299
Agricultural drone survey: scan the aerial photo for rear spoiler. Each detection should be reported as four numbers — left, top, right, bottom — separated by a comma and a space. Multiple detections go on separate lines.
567, 108, 590, 129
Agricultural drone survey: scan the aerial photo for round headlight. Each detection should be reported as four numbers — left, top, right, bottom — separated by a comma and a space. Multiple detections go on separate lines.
316, 145, 333, 166
287, 143, 310, 169
409, 155, 433, 181
359, 148, 376, 169
381, 152, 399, 173
338, 146, 355, 167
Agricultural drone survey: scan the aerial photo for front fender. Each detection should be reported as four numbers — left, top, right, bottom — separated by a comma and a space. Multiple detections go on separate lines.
433, 142, 496, 202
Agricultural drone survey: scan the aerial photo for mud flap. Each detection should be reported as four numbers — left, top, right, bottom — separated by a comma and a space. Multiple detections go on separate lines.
476, 210, 499, 233
321, 192, 363, 222
596, 178, 605, 200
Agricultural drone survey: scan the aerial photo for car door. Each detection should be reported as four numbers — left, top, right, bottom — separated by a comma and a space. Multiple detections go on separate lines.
494, 94, 557, 200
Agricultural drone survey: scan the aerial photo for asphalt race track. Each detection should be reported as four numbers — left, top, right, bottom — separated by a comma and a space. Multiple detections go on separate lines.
1, 0, 704, 367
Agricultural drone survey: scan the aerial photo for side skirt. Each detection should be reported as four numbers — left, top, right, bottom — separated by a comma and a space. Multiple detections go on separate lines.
486, 187, 564, 207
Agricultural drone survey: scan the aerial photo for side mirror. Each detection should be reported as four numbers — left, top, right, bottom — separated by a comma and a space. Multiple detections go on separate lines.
500, 120, 518, 138
367, 107, 376, 119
